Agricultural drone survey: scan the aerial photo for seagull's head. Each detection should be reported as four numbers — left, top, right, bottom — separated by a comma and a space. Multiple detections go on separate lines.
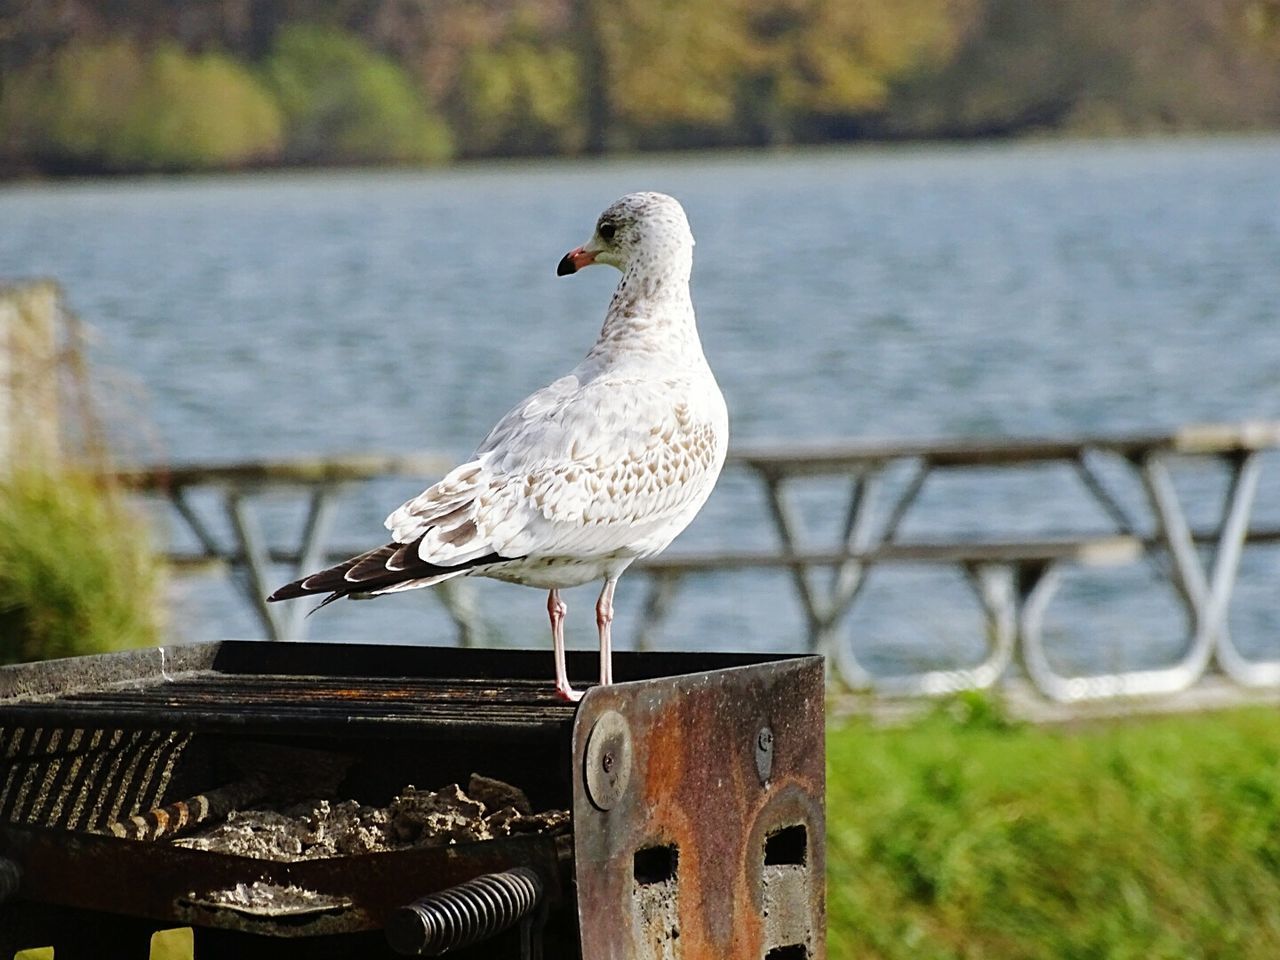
557, 192, 694, 277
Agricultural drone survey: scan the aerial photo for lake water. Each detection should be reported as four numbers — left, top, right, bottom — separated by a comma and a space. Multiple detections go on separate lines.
3, 137, 1279, 676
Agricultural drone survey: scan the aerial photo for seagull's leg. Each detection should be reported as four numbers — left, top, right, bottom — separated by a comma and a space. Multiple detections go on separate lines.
595, 578, 618, 686
548, 589, 580, 702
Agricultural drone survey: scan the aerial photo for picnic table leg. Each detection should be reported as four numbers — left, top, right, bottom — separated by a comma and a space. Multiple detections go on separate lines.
829, 472, 878, 598
1015, 561, 1081, 700
635, 571, 682, 652
1023, 449, 1263, 702
433, 579, 486, 648
1018, 553, 1210, 702
1200, 453, 1276, 685
1073, 453, 1171, 580
1136, 453, 1253, 683
763, 472, 878, 684
760, 463, 933, 687
877, 458, 930, 543
820, 472, 883, 675
829, 461, 934, 688
959, 561, 1018, 687
762, 476, 829, 651
863, 561, 1017, 697
225, 491, 289, 641
280, 486, 340, 641
170, 487, 227, 561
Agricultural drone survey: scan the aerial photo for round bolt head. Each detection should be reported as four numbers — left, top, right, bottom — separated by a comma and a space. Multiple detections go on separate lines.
584, 710, 632, 811
754, 724, 774, 784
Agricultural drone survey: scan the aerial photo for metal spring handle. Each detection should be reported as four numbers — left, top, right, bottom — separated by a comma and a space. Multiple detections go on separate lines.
385, 867, 544, 956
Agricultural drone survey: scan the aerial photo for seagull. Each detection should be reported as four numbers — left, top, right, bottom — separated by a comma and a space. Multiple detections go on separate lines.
268, 192, 728, 701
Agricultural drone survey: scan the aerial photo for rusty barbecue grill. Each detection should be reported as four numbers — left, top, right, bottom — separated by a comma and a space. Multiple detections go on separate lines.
0, 642, 825, 960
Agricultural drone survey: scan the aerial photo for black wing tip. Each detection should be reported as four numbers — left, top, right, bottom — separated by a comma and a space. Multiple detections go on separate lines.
266, 547, 512, 605
266, 546, 385, 603
268, 579, 347, 608
266, 582, 305, 603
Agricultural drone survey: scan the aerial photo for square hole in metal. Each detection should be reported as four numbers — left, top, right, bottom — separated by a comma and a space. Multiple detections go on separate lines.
764, 824, 807, 867
765, 946, 808, 959
633, 843, 679, 885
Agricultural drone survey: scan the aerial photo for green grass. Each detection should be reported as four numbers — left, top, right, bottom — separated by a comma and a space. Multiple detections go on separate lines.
0, 470, 162, 664
827, 696, 1280, 959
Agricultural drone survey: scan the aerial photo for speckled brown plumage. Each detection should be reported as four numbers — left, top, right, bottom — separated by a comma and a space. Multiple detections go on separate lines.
269, 192, 727, 700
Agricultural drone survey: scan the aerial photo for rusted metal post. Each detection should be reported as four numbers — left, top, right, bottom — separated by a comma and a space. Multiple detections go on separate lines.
572, 654, 826, 959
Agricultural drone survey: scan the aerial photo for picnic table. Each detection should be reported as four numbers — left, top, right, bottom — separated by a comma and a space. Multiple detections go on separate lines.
640, 421, 1280, 701
121, 421, 1280, 703
114, 453, 484, 644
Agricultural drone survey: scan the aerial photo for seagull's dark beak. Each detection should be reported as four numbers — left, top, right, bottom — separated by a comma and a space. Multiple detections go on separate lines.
557, 245, 596, 276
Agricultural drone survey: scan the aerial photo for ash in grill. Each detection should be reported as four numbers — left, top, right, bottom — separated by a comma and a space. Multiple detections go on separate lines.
170, 778, 569, 861
0, 642, 826, 960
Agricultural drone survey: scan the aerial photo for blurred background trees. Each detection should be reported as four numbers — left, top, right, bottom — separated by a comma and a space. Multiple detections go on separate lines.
265, 25, 451, 164
0, 38, 281, 172
1, 0, 1278, 174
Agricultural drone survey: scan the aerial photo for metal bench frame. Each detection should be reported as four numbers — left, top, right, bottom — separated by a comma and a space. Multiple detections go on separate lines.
119, 455, 483, 644
639, 429, 1280, 702
123, 423, 1280, 703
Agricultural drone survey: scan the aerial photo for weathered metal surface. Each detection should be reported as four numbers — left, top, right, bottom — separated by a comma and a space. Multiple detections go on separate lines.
572, 655, 826, 960
0, 643, 778, 733
753, 726, 774, 785
0, 643, 584, 740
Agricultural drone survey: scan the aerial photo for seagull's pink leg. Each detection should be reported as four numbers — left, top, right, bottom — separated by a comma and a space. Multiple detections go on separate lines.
596, 578, 618, 686
548, 589, 580, 702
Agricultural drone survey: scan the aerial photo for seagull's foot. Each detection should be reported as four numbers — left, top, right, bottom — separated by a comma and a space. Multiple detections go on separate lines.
554, 680, 583, 703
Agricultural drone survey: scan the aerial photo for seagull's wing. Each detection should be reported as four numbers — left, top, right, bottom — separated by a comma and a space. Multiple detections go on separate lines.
390, 372, 724, 560
268, 372, 723, 604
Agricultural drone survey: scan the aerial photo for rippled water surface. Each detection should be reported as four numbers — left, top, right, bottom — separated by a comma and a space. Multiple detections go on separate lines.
3, 138, 1279, 673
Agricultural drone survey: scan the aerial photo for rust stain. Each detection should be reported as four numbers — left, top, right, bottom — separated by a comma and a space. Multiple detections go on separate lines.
572, 656, 825, 960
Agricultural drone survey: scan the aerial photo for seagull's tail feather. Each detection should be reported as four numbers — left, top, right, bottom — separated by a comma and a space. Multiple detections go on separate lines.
267, 539, 510, 607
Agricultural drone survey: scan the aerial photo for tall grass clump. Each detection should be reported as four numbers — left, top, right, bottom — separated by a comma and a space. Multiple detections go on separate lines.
0, 282, 163, 664
0, 471, 162, 664
826, 699, 1280, 958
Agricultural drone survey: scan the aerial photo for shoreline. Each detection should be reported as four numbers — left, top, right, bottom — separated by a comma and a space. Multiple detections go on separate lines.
4, 129, 1279, 187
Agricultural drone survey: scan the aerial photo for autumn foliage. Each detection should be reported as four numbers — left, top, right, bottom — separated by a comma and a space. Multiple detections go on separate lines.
1, 0, 1278, 173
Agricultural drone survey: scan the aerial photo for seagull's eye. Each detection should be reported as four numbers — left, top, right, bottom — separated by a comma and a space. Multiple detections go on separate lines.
598, 221, 616, 242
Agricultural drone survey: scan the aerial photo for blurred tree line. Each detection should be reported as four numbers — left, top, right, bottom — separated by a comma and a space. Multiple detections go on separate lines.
1, 0, 1278, 174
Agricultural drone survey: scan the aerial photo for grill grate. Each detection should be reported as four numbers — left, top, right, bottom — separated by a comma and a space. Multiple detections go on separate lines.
0, 726, 190, 831
3, 674, 577, 736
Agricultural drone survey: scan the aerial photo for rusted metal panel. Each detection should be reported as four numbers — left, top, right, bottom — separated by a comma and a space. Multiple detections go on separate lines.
572, 655, 825, 960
